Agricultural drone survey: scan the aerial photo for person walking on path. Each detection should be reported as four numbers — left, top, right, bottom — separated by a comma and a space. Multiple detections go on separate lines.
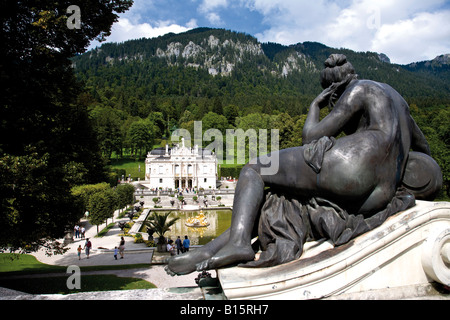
114, 247, 119, 260
77, 245, 82, 260
74, 225, 80, 239
119, 236, 125, 259
182, 235, 190, 253
175, 236, 183, 254
84, 238, 92, 259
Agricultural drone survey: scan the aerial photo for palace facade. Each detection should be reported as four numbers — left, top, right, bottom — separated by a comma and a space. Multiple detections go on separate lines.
145, 139, 218, 190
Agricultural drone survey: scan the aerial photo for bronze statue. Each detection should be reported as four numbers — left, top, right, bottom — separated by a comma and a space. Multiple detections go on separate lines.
166, 54, 442, 275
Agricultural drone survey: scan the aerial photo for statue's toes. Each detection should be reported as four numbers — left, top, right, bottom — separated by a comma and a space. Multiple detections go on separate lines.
196, 259, 210, 271
164, 265, 176, 277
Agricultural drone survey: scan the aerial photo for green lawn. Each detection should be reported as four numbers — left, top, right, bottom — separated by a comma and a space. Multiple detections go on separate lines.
109, 158, 145, 180
0, 253, 150, 274
0, 253, 66, 274
0, 253, 156, 294
0, 274, 156, 294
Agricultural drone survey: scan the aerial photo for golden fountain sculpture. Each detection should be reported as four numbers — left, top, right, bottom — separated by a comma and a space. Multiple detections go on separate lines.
185, 211, 210, 228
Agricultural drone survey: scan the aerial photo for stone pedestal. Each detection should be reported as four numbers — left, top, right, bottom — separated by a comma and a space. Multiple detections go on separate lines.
217, 201, 450, 300
63, 230, 74, 245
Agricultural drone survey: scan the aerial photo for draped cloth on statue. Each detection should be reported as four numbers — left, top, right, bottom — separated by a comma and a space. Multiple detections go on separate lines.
241, 137, 416, 268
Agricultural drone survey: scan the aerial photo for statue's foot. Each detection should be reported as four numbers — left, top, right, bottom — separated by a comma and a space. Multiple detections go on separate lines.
196, 243, 255, 271
165, 249, 214, 276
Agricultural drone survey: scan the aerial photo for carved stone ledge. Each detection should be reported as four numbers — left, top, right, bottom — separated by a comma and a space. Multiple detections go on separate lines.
217, 200, 450, 300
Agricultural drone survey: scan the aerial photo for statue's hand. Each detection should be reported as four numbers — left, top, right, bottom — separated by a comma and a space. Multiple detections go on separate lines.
315, 75, 354, 109
314, 86, 334, 109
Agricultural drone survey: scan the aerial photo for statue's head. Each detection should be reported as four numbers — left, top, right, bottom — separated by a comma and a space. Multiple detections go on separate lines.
320, 54, 355, 89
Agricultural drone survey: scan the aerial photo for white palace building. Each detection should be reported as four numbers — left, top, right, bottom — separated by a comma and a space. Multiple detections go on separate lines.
144, 138, 218, 190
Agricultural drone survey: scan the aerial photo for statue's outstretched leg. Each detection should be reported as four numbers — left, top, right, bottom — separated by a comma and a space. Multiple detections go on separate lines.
196, 165, 265, 271
165, 228, 230, 275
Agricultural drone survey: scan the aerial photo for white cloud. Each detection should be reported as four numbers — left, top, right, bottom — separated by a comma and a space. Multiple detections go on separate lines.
245, 0, 450, 63
248, 0, 342, 44
113, 18, 193, 41
198, 0, 228, 13
371, 10, 450, 63
206, 12, 223, 25
87, 18, 195, 50
186, 18, 199, 29
198, 0, 228, 26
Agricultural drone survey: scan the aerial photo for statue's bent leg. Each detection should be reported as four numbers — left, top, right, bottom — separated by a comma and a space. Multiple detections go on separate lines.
166, 164, 266, 275
196, 165, 265, 271
170, 147, 318, 273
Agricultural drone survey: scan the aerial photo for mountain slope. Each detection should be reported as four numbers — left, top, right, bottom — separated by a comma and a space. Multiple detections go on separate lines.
72, 27, 450, 117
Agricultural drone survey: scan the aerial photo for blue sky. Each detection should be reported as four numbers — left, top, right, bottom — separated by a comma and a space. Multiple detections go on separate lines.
88, 0, 450, 64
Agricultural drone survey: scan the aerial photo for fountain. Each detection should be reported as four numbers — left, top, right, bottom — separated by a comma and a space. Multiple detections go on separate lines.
185, 211, 210, 228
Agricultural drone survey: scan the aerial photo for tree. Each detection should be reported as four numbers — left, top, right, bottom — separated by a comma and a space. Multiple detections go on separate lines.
201, 112, 229, 160
0, 148, 75, 254
115, 183, 135, 211
201, 112, 229, 136
213, 96, 223, 115
223, 104, 240, 125
144, 212, 180, 252
88, 188, 117, 235
90, 106, 123, 158
290, 114, 308, 147
0, 0, 133, 253
71, 183, 111, 217
152, 197, 161, 207
127, 118, 156, 158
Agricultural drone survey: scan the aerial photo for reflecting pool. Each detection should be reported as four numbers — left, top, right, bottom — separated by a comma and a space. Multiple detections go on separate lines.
143, 209, 232, 245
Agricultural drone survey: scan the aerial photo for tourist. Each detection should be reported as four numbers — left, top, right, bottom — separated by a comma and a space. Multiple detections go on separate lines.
77, 245, 82, 260
119, 236, 125, 259
80, 226, 86, 239
74, 225, 80, 239
114, 246, 118, 260
175, 236, 183, 254
182, 235, 190, 253
167, 240, 175, 255
84, 238, 92, 259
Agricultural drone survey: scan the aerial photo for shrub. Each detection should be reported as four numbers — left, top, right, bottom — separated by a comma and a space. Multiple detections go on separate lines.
134, 233, 144, 243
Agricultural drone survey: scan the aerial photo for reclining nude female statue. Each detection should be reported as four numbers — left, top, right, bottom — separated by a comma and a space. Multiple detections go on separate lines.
166, 54, 442, 276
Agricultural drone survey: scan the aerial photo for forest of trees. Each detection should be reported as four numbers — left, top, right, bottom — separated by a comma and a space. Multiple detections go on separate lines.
71, 28, 449, 198
0, 0, 134, 253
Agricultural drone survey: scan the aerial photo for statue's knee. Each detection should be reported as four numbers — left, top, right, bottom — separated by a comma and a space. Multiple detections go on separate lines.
402, 151, 442, 200
239, 164, 265, 185
241, 163, 259, 176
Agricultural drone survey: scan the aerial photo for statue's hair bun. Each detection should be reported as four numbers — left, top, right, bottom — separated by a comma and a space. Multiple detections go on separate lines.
324, 54, 348, 68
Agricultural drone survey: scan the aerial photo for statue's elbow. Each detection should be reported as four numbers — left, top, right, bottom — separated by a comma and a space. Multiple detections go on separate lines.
302, 128, 314, 145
